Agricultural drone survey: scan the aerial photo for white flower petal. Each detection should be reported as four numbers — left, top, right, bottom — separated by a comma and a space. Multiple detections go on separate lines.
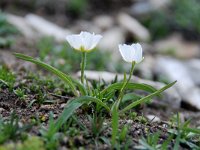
66, 35, 82, 50
80, 32, 93, 50
132, 43, 143, 63
119, 44, 133, 62
66, 31, 102, 52
89, 35, 102, 50
119, 43, 143, 63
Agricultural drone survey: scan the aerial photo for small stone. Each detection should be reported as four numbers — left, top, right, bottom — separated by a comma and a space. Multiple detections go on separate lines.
58, 58, 65, 65
146, 115, 161, 122
127, 119, 133, 124
61, 103, 66, 108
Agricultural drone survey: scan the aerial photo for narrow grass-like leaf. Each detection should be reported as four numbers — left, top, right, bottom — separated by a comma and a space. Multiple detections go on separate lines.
56, 96, 110, 130
173, 133, 180, 150
120, 81, 176, 113
0, 79, 8, 87
111, 103, 119, 147
121, 93, 142, 103
161, 134, 173, 150
101, 82, 158, 95
138, 138, 155, 150
14, 53, 79, 96
183, 127, 200, 134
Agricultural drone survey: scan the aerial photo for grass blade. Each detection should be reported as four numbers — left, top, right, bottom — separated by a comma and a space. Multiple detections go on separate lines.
14, 53, 79, 96
111, 103, 119, 147
120, 81, 176, 113
56, 96, 110, 130
101, 82, 158, 95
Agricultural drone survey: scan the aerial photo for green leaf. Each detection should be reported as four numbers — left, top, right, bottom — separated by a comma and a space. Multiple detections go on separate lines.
101, 82, 158, 96
111, 103, 119, 147
121, 93, 142, 103
120, 81, 176, 113
14, 53, 80, 96
55, 96, 110, 130
183, 127, 200, 134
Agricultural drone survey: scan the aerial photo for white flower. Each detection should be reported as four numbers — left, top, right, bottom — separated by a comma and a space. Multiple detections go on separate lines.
118, 43, 143, 63
66, 31, 102, 52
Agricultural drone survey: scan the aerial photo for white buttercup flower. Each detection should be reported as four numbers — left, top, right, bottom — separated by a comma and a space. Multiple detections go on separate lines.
118, 43, 143, 63
66, 31, 102, 52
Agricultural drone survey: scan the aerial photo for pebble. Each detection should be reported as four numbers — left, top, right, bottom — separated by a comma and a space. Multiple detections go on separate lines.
117, 12, 150, 42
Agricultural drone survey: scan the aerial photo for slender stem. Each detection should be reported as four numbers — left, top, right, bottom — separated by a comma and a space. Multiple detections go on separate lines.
81, 52, 87, 84
116, 61, 135, 109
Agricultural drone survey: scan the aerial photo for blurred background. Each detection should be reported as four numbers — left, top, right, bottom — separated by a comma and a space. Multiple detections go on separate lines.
0, 0, 200, 111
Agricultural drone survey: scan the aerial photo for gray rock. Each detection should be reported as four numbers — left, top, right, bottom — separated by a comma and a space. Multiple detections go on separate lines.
25, 14, 71, 42
153, 34, 200, 59
6, 14, 36, 39
185, 59, 200, 85
98, 27, 125, 59
117, 13, 150, 41
137, 55, 155, 80
93, 15, 114, 31
155, 56, 200, 110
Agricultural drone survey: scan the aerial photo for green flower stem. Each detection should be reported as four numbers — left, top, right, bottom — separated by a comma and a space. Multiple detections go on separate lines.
116, 61, 135, 109
81, 52, 87, 84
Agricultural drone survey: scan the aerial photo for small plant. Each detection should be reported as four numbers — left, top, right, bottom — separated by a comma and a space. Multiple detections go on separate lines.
14, 88, 27, 100
14, 31, 176, 148
39, 112, 61, 150
169, 113, 200, 149
0, 65, 16, 90
0, 113, 31, 144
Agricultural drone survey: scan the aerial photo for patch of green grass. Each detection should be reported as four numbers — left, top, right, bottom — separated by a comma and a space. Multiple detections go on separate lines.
18, 72, 72, 105
0, 113, 30, 144
141, 0, 200, 40
0, 65, 16, 90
